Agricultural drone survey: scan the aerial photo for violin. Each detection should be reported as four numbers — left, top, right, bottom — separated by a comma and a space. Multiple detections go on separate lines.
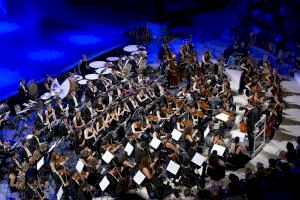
161, 107, 171, 114
147, 114, 158, 122
199, 99, 210, 110
181, 118, 193, 126
57, 155, 68, 164
166, 94, 174, 102
189, 109, 204, 118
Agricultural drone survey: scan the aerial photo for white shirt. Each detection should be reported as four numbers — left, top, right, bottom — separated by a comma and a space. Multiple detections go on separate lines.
108, 95, 113, 104
23, 146, 32, 157
20, 83, 27, 92
72, 95, 79, 107
38, 113, 44, 123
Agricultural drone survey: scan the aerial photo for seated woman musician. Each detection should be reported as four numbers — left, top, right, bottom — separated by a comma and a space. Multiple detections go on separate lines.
117, 101, 131, 121
177, 86, 191, 99
182, 126, 198, 149
45, 103, 56, 124
73, 110, 85, 130
131, 119, 150, 139
137, 89, 151, 106
94, 96, 106, 114
163, 134, 180, 159
212, 130, 226, 147
95, 114, 109, 133
83, 122, 97, 150
106, 107, 119, 129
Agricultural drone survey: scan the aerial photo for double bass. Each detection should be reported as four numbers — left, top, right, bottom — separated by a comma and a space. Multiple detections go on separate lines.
166, 54, 181, 85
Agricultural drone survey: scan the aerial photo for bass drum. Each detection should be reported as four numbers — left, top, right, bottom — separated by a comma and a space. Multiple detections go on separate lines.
27, 81, 39, 99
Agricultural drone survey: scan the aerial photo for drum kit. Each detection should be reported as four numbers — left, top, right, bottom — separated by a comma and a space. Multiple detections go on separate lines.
106, 57, 119, 62
89, 61, 106, 69
85, 74, 99, 80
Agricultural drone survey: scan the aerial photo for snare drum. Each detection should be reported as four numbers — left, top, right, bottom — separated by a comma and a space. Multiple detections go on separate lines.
85, 74, 99, 80
78, 79, 88, 85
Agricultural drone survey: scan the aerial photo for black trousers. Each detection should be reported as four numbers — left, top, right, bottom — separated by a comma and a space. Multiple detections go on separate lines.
247, 127, 254, 151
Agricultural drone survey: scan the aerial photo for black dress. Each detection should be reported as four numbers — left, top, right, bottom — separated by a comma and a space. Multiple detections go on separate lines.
79, 59, 88, 75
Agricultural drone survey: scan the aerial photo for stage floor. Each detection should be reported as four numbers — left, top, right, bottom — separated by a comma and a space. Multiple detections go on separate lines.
0, 20, 130, 101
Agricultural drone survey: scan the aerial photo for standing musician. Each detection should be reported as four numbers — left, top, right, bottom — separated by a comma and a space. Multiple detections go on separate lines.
18, 78, 28, 109
78, 54, 89, 75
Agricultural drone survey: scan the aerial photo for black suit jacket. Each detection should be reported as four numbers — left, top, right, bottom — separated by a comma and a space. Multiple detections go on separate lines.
18, 85, 28, 104
34, 115, 45, 130
30, 136, 40, 152
247, 107, 259, 129
54, 104, 66, 119
66, 95, 78, 114
81, 105, 92, 123
20, 147, 32, 162
85, 87, 96, 101
95, 80, 106, 92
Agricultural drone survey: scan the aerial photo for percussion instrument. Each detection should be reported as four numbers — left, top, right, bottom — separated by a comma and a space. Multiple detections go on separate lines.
123, 45, 139, 52
27, 81, 39, 98
89, 61, 106, 69
106, 57, 119, 62
85, 74, 99, 80
57, 78, 70, 99
70, 74, 83, 81
40, 92, 52, 100
95, 67, 106, 74
131, 50, 147, 56
102, 68, 113, 75
78, 79, 88, 85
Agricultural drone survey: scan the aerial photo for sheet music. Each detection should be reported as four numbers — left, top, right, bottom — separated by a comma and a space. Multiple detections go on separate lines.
171, 129, 182, 141
48, 142, 57, 153
57, 185, 63, 200
204, 125, 210, 138
124, 142, 134, 156
99, 176, 110, 191
166, 160, 180, 175
37, 156, 44, 170
231, 130, 245, 142
149, 137, 161, 149
26, 134, 33, 139
211, 144, 226, 157
215, 113, 229, 122
133, 170, 146, 185
102, 150, 114, 164
76, 159, 84, 173
191, 152, 206, 167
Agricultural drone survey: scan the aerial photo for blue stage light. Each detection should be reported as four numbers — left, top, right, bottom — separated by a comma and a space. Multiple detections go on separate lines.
0, 22, 20, 34
26, 49, 64, 61
68, 34, 101, 45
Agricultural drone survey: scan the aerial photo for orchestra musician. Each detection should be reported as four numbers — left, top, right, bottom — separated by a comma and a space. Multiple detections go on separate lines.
34, 109, 48, 130
54, 98, 69, 119
85, 80, 98, 102
73, 110, 85, 130
45, 103, 56, 124
78, 54, 89, 75
81, 98, 94, 123
18, 78, 29, 109
66, 91, 79, 114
